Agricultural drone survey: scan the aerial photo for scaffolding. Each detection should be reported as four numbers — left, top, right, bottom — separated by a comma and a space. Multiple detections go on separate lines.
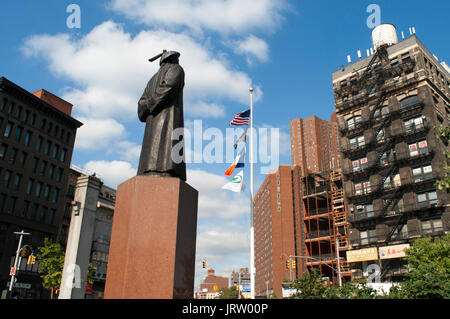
300, 168, 351, 285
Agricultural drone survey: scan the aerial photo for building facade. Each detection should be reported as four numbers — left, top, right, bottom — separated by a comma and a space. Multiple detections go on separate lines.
332, 33, 449, 281
254, 165, 295, 298
0, 77, 82, 298
290, 113, 340, 175
59, 168, 115, 299
195, 269, 229, 299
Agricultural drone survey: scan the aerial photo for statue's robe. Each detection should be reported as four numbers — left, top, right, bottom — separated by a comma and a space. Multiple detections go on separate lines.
137, 62, 186, 181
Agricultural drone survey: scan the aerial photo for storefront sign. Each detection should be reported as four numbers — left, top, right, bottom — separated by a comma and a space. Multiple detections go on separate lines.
346, 247, 378, 263
379, 244, 410, 260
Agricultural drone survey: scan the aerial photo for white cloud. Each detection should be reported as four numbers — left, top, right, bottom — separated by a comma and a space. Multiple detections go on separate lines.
22, 21, 261, 122
115, 141, 142, 162
83, 160, 136, 188
233, 35, 269, 64
75, 117, 126, 150
108, 0, 287, 34
187, 169, 249, 219
184, 101, 225, 119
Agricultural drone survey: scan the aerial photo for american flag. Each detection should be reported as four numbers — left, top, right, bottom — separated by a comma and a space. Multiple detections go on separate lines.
229, 109, 250, 126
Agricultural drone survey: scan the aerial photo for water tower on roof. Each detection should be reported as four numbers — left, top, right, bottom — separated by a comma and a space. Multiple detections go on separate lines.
371, 24, 398, 50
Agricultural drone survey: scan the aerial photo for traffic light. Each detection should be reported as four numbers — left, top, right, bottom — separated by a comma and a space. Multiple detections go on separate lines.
20, 246, 28, 257
202, 260, 206, 269
292, 260, 296, 269
285, 260, 291, 269
27, 255, 36, 265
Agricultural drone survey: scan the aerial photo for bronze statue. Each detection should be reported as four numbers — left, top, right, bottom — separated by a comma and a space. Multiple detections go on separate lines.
137, 50, 186, 181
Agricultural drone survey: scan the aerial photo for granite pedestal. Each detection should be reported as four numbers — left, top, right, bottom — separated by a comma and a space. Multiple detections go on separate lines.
104, 175, 198, 299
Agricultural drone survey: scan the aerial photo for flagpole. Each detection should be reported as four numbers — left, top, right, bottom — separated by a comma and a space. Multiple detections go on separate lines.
249, 87, 255, 299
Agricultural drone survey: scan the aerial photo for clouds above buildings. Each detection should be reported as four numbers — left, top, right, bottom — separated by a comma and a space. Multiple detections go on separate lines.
20, 0, 290, 287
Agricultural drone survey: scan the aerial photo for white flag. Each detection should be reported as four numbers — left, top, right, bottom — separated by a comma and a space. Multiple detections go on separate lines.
222, 170, 245, 193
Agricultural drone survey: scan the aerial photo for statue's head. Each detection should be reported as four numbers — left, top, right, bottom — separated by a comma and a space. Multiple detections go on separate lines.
160, 51, 180, 65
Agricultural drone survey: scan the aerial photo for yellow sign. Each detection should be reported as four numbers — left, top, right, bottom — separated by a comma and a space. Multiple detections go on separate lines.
379, 244, 410, 260
213, 285, 218, 292
346, 247, 378, 263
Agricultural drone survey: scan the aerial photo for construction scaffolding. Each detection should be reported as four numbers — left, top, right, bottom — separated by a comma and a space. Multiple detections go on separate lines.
299, 168, 351, 285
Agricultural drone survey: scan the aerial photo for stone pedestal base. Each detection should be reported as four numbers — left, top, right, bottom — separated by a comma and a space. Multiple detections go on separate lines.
104, 176, 198, 299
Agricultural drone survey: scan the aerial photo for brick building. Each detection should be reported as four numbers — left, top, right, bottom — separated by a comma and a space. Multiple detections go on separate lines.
253, 165, 295, 297
332, 27, 449, 281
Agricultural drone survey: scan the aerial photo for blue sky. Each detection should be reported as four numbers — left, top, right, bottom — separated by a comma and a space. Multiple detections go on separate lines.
1, 0, 449, 290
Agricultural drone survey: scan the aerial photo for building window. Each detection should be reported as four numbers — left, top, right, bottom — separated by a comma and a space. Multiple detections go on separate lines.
4, 170, 12, 188
26, 179, 34, 195
360, 229, 377, 245
409, 140, 428, 157
48, 164, 55, 179
36, 137, 43, 152
355, 203, 374, 218
347, 116, 362, 130
400, 95, 419, 110
48, 209, 56, 224
22, 201, 30, 217
412, 164, 433, 182
0, 144, 7, 160
404, 116, 424, 133
56, 168, 63, 182
13, 174, 22, 191
14, 126, 23, 142
417, 190, 438, 209
19, 152, 27, 168
421, 219, 443, 235
52, 188, 60, 203
349, 135, 365, 150
40, 161, 47, 176
39, 207, 47, 222
35, 182, 43, 198
60, 148, 67, 163
44, 141, 51, 155
52, 145, 60, 159
354, 180, 371, 195
24, 131, 32, 146
4, 122, 13, 138
352, 157, 368, 172
9, 147, 17, 164
43, 185, 50, 201
373, 106, 389, 120
7, 197, 17, 214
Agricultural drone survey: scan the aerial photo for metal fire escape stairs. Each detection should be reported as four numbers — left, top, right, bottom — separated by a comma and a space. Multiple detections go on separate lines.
350, 45, 417, 281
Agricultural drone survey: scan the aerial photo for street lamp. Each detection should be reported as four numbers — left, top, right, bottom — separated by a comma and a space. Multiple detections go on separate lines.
9, 230, 31, 298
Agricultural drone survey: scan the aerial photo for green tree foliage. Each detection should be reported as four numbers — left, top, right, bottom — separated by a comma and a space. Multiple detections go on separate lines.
399, 234, 450, 298
217, 286, 240, 299
435, 125, 450, 191
36, 237, 97, 298
286, 235, 449, 299
36, 238, 65, 297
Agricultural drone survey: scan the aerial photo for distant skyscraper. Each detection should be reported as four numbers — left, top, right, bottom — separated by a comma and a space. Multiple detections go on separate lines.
289, 113, 340, 175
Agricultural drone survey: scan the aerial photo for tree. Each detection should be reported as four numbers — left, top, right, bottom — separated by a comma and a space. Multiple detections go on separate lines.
289, 268, 332, 299
36, 238, 65, 299
435, 125, 450, 191
36, 238, 96, 299
399, 234, 450, 298
216, 286, 240, 299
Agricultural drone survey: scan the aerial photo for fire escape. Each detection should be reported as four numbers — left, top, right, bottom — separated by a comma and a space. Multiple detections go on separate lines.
336, 44, 421, 280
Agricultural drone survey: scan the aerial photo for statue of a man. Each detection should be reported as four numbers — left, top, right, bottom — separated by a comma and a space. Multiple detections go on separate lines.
137, 50, 186, 181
